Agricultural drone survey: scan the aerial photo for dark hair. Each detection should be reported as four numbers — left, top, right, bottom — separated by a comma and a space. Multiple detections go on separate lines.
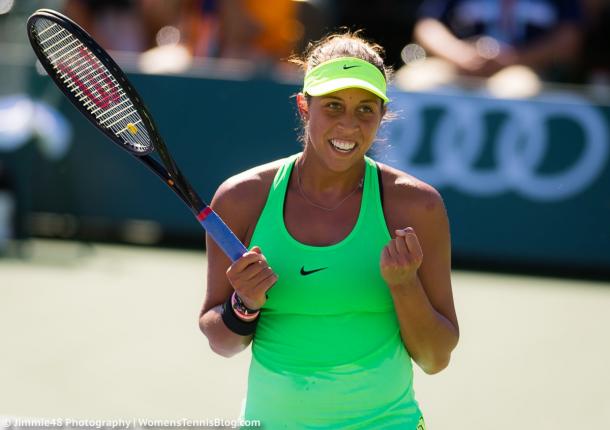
290, 30, 392, 83
290, 30, 394, 145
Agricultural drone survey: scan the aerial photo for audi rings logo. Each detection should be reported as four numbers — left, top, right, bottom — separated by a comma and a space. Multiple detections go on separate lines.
383, 90, 609, 201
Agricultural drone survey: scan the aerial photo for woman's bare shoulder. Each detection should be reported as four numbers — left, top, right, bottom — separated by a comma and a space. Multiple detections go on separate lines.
214, 158, 285, 203
376, 162, 447, 225
210, 157, 288, 243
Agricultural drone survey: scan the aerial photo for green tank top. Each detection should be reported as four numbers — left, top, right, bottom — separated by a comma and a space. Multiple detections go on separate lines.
244, 154, 424, 429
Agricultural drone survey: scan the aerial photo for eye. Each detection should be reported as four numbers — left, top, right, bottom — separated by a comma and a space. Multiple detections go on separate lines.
325, 101, 343, 110
358, 104, 375, 114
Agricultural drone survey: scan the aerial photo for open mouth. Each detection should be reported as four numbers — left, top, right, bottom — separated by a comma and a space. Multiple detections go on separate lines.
329, 138, 357, 153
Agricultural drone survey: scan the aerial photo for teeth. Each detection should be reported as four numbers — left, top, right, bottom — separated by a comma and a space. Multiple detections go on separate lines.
330, 139, 356, 151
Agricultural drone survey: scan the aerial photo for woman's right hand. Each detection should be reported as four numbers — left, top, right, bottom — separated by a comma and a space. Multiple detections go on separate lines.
226, 246, 278, 310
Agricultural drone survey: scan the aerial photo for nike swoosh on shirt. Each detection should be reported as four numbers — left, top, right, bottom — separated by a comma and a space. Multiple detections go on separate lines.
300, 266, 328, 276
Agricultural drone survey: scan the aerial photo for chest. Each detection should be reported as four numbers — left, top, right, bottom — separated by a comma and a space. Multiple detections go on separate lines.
260, 234, 394, 315
254, 194, 394, 315
282, 187, 362, 247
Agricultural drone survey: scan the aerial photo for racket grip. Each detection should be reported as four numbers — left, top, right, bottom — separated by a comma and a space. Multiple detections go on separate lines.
199, 209, 248, 262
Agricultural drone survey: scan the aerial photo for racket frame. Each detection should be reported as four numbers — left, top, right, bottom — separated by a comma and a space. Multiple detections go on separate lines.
26, 9, 248, 261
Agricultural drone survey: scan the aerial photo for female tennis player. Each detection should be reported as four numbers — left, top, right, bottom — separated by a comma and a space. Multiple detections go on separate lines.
199, 31, 459, 429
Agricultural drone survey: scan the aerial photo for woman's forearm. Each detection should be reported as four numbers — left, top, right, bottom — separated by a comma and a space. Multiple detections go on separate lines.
390, 276, 459, 374
199, 305, 253, 357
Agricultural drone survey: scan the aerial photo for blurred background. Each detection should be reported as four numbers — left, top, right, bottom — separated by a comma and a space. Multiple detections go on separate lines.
0, 0, 608, 275
0, 0, 609, 429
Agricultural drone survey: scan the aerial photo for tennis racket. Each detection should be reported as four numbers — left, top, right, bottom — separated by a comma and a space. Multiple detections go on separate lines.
26, 9, 248, 262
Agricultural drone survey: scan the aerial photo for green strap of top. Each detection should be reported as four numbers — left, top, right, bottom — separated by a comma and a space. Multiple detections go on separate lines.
243, 154, 423, 429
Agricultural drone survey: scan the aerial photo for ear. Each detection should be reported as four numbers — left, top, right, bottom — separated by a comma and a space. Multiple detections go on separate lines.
296, 93, 309, 119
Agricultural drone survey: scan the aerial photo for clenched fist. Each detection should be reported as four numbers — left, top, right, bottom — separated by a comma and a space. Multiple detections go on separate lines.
226, 246, 278, 310
380, 227, 423, 291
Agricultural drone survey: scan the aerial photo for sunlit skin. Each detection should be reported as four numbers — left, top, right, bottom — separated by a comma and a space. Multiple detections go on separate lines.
297, 87, 385, 184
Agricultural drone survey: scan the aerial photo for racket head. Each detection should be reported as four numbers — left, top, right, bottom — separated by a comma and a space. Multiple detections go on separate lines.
27, 9, 158, 156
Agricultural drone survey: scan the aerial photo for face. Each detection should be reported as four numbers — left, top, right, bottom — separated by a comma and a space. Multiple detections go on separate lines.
298, 87, 385, 173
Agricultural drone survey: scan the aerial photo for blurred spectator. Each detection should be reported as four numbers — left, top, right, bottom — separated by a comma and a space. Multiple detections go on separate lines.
64, 0, 307, 73
138, 0, 220, 55
218, 0, 303, 62
137, 0, 220, 74
293, 0, 334, 55
63, 0, 148, 52
179, 0, 219, 58
64, 1, 221, 74
415, 0, 583, 79
331, 0, 422, 69
397, 0, 584, 96
580, 0, 610, 88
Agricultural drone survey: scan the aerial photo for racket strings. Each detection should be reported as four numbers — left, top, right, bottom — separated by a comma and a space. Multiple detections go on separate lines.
32, 18, 152, 154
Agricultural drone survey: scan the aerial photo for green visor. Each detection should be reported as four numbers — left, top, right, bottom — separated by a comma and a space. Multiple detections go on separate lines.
303, 57, 389, 104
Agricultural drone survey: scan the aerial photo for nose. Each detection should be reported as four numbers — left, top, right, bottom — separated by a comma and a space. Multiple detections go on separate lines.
337, 111, 359, 133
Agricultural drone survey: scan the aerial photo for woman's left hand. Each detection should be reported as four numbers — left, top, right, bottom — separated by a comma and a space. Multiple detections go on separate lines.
380, 227, 424, 292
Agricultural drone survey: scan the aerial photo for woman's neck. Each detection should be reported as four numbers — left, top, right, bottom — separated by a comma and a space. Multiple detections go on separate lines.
296, 149, 365, 197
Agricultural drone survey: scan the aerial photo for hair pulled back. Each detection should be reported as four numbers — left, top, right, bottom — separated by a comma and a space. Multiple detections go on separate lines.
291, 30, 392, 84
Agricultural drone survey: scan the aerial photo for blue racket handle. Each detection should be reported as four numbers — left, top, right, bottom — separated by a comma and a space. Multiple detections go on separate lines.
198, 208, 248, 262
